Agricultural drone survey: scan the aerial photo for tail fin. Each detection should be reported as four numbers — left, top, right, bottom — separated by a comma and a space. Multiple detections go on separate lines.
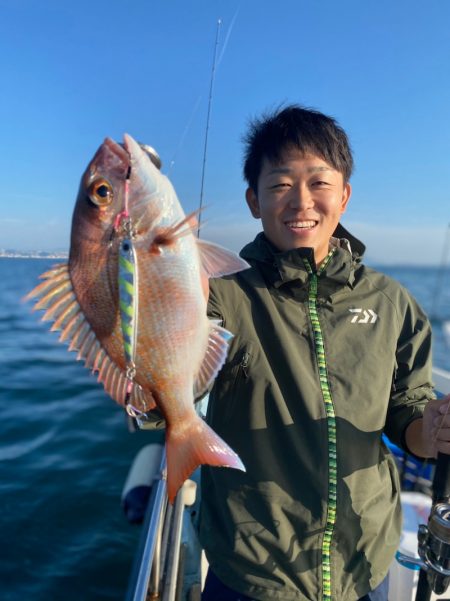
166, 416, 245, 503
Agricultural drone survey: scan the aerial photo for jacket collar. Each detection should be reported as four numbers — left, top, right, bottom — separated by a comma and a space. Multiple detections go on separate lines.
240, 224, 365, 292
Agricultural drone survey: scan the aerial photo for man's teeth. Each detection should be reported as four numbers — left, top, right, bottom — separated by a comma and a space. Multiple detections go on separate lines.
286, 221, 317, 229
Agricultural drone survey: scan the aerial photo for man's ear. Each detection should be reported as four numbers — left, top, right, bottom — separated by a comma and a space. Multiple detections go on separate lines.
246, 188, 261, 218
340, 182, 352, 214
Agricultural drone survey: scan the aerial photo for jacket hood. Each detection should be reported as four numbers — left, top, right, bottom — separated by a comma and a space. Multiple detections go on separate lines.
240, 223, 365, 264
239, 223, 366, 293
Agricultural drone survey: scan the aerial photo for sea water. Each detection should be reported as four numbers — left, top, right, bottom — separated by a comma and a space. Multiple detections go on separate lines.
0, 258, 448, 601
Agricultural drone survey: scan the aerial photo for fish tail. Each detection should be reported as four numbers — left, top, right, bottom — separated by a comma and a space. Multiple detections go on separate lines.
166, 416, 245, 504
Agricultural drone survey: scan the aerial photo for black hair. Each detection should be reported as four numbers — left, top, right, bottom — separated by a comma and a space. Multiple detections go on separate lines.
243, 104, 353, 192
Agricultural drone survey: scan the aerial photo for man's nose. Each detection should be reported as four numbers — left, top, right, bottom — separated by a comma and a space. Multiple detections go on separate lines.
288, 185, 314, 209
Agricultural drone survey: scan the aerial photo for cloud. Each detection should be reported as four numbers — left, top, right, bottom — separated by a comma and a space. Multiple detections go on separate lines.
217, 7, 240, 68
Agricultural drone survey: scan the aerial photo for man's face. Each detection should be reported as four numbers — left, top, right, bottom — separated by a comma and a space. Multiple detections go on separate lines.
246, 149, 351, 263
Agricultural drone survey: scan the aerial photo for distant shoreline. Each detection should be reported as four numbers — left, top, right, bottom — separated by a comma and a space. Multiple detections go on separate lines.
0, 252, 68, 259
0, 253, 443, 268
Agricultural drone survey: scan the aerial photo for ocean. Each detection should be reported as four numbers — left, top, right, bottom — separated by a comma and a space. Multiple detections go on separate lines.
1, 258, 449, 601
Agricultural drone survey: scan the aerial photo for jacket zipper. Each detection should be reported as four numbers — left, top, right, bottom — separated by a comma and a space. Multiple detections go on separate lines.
303, 250, 337, 601
226, 351, 250, 421
240, 351, 250, 378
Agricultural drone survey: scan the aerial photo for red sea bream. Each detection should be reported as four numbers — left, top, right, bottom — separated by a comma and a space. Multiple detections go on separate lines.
26, 134, 247, 502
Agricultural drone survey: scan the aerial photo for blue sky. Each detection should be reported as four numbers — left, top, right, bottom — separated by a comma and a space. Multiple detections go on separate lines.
1, 0, 449, 264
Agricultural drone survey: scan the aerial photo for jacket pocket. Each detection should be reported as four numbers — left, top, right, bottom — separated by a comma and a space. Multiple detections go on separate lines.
210, 339, 254, 423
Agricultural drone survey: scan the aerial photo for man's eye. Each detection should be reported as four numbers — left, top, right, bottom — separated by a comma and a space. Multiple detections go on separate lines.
270, 183, 290, 189
312, 180, 330, 187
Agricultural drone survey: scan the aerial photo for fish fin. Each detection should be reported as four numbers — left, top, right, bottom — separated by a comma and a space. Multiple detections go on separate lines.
23, 263, 70, 304
25, 264, 156, 412
193, 321, 233, 398
150, 209, 203, 252
126, 382, 157, 413
197, 239, 249, 279
166, 415, 245, 503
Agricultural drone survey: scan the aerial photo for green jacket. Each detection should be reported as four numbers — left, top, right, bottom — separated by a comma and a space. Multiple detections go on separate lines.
199, 227, 434, 601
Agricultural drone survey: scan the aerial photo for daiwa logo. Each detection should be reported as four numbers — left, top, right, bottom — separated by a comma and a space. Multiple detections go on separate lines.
349, 308, 378, 323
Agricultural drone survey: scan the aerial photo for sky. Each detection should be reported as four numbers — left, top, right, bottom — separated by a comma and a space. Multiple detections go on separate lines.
1, 0, 450, 265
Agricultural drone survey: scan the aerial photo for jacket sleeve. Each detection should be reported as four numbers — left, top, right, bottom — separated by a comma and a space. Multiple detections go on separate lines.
384, 292, 435, 450
207, 278, 226, 322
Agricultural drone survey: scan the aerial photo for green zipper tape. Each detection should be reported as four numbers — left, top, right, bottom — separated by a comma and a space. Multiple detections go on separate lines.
303, 250, 336, 601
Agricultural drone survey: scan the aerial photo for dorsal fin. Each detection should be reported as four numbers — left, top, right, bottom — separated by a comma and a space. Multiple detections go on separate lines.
25, 263, 155, 413
197, 239, 249, 279
193, 320, 234, 398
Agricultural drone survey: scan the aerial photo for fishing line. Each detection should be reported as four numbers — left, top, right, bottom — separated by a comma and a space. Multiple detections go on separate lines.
113, 168, 132, 232
434, 398, 450, 445
168, 95, 202, 177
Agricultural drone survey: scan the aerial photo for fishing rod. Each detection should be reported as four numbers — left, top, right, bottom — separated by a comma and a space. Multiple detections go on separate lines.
197, 18, 222, 238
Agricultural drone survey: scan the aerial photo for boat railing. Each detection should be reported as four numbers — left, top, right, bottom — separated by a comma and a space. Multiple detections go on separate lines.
125, 446, 200, 601
125, 446, 167, 601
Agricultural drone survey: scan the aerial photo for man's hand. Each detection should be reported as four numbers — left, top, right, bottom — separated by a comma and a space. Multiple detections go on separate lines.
422, 395, 450, 457
403, 395, 450, 458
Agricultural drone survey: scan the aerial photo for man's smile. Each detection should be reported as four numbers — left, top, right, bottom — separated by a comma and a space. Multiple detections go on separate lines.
284, 220, 318, 230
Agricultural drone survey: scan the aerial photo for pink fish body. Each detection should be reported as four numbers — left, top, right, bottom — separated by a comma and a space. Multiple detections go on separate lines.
26, 135, 247, 502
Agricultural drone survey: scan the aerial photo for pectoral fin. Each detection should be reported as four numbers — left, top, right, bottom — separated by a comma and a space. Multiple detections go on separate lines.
194, 320, 233, 398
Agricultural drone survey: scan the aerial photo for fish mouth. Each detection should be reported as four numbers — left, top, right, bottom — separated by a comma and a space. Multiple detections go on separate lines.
96, 135, 161, 173
122, 133, 145, 166
104, 137, 131, 164
83, 137, 130, 188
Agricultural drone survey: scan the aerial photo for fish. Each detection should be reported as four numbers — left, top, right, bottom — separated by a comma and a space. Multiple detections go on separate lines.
25, 134, 248, 502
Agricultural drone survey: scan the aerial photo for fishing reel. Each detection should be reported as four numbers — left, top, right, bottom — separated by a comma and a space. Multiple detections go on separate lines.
419, 502, 450, 594
396, 424, 450, 600
396, 501, 450, 597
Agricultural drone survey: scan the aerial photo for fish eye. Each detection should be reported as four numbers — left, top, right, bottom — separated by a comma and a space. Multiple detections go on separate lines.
88, 179, 113, 207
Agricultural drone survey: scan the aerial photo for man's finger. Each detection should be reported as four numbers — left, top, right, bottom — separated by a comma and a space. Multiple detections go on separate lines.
436, 440, 450, 455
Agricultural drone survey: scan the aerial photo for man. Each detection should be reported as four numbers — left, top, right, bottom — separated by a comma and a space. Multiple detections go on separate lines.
198, 105, 450, 601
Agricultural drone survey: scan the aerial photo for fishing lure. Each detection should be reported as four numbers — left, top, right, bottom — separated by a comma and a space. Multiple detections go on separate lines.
118, 237, 138, 373
112, 177, 144, 419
